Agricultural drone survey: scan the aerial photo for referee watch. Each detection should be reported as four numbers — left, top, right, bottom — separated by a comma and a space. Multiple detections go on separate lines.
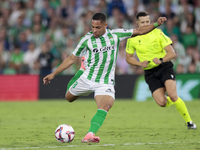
159, 58, 163, 64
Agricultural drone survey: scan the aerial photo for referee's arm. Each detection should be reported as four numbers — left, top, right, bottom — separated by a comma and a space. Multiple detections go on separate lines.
131, 17, 167, 38
126, 53, 149, 68
153, 45, 176, 65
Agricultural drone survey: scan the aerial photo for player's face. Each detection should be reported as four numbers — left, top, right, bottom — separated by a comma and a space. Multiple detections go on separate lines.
91, 20, 107, 38
137, 15, 151, 27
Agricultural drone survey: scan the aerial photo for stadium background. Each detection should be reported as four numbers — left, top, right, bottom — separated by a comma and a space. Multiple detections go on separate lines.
0, 0, 200, 101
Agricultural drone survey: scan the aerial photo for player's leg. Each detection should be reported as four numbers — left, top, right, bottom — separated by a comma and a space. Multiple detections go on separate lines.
152, 87, 174, 107
165, 80, 196, 129
152, 87, 167, 107
81, 84, 115, 143
81, 95, 114, 143
65, 68, 85, 102
145, 68, 173, 107
65, 91, 79, 102
88, 95, 114, 133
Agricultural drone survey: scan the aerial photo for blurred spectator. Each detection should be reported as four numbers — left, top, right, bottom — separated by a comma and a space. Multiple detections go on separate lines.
23, 42, 41, 74
180, 12, 199, 34
192, 48, 200, 73
57, 0, 69, 19
49, 0, 60, 9
75, 13, 88, 36
107, 0, 126, 17
9, 45, 28, 74
0, 42, 10, 73
115, 11, 131, 28
8, 1, 26, 27
182, 25, 198, 49
65, 36, 76, 55
0, 15, 9, 29
163, 18, 181, 41
61, 0, 78, 33
37, 42, 54, 75
16, 32, 29, 52
176, 64, 186, 74
194, 0, 200, 24
40, 0, 50, 20
8, 15, 26, 45
116, 40, 130, 74
107, 7, 131, 29
53, 25, 70, 51
159, 0, 178, 15
30, 23, 45, 46
124, 0, 145, 19
176, 0, 194, 23
23, 0, 36, 27
188, 62, 196, 73
171, 34, 185, 59
94, 0, 108, 15
0, 28, 10, 51
160, 1, 176, 19
75, 0, 95, 21
32, 14, 46, 31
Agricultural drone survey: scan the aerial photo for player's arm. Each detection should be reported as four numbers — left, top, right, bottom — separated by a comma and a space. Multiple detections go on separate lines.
43, 54, 79, 84
153, 45, 176, 65
131, 17, 167, 38
126, 53, 149, 68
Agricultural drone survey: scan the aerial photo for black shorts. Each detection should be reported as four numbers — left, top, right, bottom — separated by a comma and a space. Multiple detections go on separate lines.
144, 61, 176, 94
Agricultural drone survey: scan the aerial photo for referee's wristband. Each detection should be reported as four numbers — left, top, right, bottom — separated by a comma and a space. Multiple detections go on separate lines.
154, 22, 159, 28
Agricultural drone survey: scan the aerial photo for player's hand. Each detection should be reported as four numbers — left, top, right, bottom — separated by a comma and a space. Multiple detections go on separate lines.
43, 73, 55, 85
157, 17, 167, 26
141, 60, 149, 68
153, 58, 161, 64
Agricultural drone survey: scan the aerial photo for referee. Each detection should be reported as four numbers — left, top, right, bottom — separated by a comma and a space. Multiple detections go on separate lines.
126, 11, 196, 129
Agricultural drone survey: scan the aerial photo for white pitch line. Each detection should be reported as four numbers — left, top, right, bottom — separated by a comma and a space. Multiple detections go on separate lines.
1, 141, 200, 150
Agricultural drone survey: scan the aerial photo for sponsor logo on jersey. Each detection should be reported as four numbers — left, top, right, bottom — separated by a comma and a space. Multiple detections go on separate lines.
93, 45, 115, 53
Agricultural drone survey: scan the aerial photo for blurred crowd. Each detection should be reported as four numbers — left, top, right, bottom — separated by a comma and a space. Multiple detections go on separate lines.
0, 0, 199, 75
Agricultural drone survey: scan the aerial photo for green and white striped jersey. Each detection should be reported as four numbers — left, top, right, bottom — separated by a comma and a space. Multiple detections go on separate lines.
72, 29, 133, 85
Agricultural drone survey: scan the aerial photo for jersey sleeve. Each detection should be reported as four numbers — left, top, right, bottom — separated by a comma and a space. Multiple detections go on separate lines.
72, 36, 87, 57
111, 29, 133, 41
159, 30, 172, 48
126, 38, 135, 54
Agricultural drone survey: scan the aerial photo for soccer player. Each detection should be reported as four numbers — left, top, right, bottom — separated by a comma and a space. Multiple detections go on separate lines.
43, 12, 167, 143
126, 11, 196, 129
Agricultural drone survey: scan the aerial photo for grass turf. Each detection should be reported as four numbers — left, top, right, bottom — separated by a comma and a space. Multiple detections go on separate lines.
0, 99, 199, 150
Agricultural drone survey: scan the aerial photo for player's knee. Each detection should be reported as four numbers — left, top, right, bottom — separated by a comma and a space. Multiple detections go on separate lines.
65, 94, 73, 102
155, 97, 166, 107
168, 93, 178, 102
107, 103, 113, 110
159, 102, 166, 107
99, 103, 113, 112
65, 96, 72, 102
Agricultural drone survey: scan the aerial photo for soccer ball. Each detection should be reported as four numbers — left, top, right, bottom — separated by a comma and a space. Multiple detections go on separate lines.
55, 124, 75, 143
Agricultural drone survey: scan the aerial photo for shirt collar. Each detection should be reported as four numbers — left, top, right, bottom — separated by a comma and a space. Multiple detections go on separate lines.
100, 29, 108, 38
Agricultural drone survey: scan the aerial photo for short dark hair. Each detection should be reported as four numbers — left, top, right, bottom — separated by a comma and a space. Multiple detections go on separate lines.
136, 11, 149, 20
92, 12, 106, 23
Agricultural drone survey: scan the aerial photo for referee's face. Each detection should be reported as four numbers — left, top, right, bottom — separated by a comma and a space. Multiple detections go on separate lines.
137, 15, 151, 27
91, 20, 107, 38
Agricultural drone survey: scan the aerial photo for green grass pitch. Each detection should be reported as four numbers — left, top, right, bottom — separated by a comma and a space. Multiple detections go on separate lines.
0, 99, 199, 150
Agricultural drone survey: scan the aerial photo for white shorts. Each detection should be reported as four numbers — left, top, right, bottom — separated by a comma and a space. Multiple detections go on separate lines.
68, 75, 115, 99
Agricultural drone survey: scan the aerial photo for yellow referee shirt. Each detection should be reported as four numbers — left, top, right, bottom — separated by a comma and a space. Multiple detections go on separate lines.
126, 29, 172, 70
